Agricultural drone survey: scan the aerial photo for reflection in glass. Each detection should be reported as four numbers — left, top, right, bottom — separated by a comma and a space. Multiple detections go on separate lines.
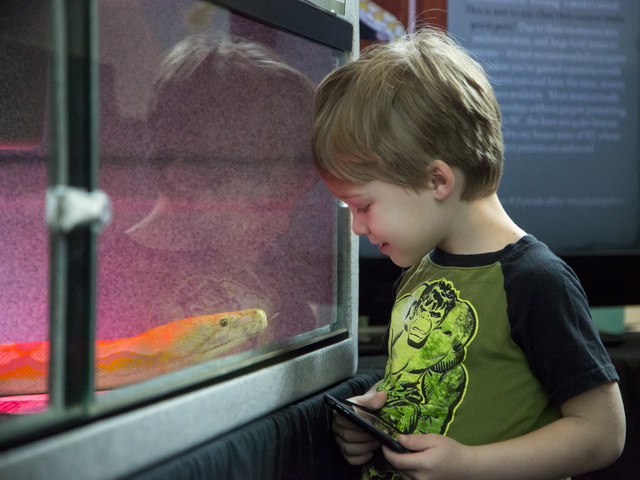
95, 2, 341, 388
0, 0, 51, 417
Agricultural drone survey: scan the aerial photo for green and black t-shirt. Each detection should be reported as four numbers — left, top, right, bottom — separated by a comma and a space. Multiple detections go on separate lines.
364, 235, 618, 480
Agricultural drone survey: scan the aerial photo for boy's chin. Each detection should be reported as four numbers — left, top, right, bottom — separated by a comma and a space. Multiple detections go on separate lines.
388, 255, 414, 269
388, 251, 429, 268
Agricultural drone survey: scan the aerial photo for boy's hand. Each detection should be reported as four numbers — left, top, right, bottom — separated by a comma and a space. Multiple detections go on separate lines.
382, 433, 475, 480
332, 390, 388, 465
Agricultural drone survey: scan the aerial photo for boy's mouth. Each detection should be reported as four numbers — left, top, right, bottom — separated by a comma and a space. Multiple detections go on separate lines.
378, 242, 389, 254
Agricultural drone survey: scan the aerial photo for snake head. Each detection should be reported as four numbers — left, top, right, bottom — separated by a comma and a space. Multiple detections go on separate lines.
220, 309, 268, 340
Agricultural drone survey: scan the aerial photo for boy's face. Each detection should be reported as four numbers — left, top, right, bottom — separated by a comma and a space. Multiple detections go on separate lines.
147, 157, 313, 259
325, 179, 447, 268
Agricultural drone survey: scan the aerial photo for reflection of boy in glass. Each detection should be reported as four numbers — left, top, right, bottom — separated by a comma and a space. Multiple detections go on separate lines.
129, 35, 316, 258
100, 34, 325, 343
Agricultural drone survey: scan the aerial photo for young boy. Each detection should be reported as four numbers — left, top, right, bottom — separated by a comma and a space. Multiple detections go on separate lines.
312, 29, 625, 480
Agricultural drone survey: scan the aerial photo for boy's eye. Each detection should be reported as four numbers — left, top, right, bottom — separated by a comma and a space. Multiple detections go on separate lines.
356, 205, 370, 214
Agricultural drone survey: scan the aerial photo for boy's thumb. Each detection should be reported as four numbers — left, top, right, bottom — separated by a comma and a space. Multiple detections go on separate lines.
365, 391, 387, 410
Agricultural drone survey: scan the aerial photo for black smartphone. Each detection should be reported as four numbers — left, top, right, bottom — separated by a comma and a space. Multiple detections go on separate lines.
323, 393, 412, 453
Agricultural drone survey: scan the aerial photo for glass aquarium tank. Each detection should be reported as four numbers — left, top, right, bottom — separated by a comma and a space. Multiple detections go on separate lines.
0, 1, 358, 477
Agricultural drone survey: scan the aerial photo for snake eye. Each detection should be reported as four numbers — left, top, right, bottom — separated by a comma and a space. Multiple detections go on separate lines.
220, 318, 229, 327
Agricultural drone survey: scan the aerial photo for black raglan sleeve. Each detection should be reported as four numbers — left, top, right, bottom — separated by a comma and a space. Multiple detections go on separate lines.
503, 241, 618, 406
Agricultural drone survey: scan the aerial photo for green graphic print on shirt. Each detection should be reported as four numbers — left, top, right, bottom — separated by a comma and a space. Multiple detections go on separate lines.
379, 279, 478, 435
364, 279, 478, 480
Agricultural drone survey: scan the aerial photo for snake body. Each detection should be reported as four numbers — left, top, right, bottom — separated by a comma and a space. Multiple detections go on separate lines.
0, 308, 268, 395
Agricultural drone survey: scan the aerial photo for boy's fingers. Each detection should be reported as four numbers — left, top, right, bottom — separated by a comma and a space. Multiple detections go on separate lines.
368, 391, 388, 409
332, 413, 375, 442
332, 410, 362, 431
336, 437, 380, 465
357, 390, 388, 410
398, 434, 429, 449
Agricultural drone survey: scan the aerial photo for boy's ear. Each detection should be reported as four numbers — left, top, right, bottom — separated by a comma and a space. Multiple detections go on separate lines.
426, 160, 456, 200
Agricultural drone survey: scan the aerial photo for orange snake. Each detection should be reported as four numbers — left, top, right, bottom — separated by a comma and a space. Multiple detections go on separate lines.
0, 308, 268, 397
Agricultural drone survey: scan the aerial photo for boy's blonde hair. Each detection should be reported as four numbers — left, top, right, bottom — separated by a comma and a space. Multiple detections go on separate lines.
312, 29, 503, 200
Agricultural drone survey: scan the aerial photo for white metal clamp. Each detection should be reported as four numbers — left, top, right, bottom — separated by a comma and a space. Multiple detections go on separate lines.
46, 185, 112, 233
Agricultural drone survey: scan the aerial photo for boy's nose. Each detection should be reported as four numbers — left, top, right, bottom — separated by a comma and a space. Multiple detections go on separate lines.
351, 215, 370, 236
